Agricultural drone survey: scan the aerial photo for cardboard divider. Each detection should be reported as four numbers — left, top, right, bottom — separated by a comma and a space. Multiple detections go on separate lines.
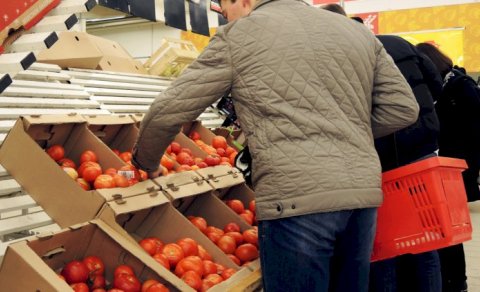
97, 193, 255, 291
154, 170, 213, 201
84, 114, 139, 153
0, 116, 159, 228
0, 220, 189, 291
195, 165, 245, 190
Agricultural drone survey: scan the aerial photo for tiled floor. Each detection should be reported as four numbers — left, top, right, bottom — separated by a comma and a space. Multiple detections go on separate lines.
465, 201, 480, 291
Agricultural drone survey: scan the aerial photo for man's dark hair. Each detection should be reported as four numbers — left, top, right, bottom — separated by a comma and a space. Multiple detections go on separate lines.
321, 3, 346, 16
351, 16, 364, 23
416, 42, 453, 77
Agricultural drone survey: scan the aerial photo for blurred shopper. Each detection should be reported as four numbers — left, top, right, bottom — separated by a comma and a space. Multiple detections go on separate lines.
417, 42, 480, 292
133, 1, 419, 291
370, 35, 444, 292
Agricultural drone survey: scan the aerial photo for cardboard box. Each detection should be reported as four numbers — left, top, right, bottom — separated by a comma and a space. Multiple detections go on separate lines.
130, 113, 145, 128
36, 31, 148, 74
0, 220, 189, 291
183, 120, 241, 152
0, 115, 160, 228
84, 114, 139, 153
97, 192, 256, 291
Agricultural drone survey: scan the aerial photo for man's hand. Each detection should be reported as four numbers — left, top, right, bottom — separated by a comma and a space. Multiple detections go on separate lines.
147, 168, 163, 179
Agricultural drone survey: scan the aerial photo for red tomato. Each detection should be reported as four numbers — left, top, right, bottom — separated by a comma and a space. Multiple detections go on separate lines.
211, 136, 227, 150
225, 146, 236, 157
162, 243, 185, 267
216, 235, 237, 254
176, 152, 194, 166
235, 243, 259, 262
239, 212, 254, 225
225, 232, 244, 245
76, 178, 90, 191
243, 229, 258, 246
83, 255, 105, 276
94, 174, 116, 189
80, 150, 98, 163
221, 268, 236, 280
119, 152, 132, 162
176, 238, 199, 257
215, 263, 226, 275
180, 148, 193, 156
82, 166, 102, 183
170, 142, 181, 154
227, 254, 241, 266
61, 260, 89, 284
177, 165, 192, 172
197, 245, 212, 261
196, 161, 208, 169
70, 283, 89, 292
174, 256, 204, 277
113, 273, 141, 292
77, 161, 101, 177
92, 289, 107, 292
112, 149, 121, 156
189, 217, 207, 234
139, 238, 159, 256
152, 253, 170, 270
205, 226, 224, 236
146, 283, 170, 292
202, 260, 217, 276
204, 273, 223, 285
206, 231, 222, 244
58, 158, 76, 169
249, 200, 256, 213
139, 170, 148, 181
226, 200, 245, 214
181, 270, 202, 291
160, 155, 175, 171
141, 279, 159, 292
104, 167, 118, 177
189, 131, 201, 141
204, 155, 220, 166
47, 145, 65, 161
114, 265, 135, 278
90, 274, 106, 289
113, 174, 129, 188
223, 222, 241, 233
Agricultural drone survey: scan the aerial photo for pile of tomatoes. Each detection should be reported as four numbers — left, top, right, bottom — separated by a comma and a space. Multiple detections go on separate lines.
189, 133, 238, 167
188, 217, 259, 268
59, 256, 169, 292
46, 145, 147, 190
224, 199, 257, 226
138, 236, 235, 291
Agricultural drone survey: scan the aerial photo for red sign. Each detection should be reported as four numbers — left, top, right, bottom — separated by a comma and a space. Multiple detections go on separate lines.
354, 12, 379, 34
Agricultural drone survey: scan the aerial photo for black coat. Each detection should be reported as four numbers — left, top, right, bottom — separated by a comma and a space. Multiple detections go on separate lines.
437, 67, 480, 202
375, 35, 442, 171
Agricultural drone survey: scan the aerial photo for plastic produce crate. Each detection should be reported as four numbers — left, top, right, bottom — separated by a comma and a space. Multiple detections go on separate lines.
371, 156, 472, 262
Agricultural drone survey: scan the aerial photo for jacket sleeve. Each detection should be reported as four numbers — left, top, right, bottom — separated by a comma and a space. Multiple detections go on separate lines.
371, 40, 420, 138
132, 28, 233, 172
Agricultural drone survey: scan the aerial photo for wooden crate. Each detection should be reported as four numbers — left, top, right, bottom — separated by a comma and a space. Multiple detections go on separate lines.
145, 38, 199, 78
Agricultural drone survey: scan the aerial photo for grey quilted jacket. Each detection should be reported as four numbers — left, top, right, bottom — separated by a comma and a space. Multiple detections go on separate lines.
133, 0, 419, 220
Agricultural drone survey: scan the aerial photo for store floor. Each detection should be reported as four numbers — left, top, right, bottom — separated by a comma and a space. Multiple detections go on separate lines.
465, 201, 480, 291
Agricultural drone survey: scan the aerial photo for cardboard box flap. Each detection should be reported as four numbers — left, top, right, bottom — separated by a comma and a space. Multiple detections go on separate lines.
103, 189, 170, 214
23, 114, 86, 128
97, 55, 149, 75
154, 170, 205, 189
161, 175, 214, 202
196, 165, 245, 190
84, 114, 135, 126
95, 179, 160, 202
89, 34, 132, 58
130, 113, 145, 124
209, 266, 261, 292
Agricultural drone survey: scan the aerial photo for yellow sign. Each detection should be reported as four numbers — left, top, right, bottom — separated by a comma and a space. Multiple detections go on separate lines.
396, 29, 464, 67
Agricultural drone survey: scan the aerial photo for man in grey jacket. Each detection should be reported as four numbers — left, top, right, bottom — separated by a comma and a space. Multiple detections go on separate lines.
132, 0, 419, 291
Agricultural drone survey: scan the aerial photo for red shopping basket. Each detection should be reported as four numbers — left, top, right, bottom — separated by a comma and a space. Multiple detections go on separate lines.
371, 156, 472, 262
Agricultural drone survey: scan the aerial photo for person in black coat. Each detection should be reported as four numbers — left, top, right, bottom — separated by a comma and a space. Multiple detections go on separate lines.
370, 35, 444, 292
417, 42, 479, 292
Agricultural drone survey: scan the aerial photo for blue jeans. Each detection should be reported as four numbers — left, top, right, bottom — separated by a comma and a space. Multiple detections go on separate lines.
258, 208, 377, 292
